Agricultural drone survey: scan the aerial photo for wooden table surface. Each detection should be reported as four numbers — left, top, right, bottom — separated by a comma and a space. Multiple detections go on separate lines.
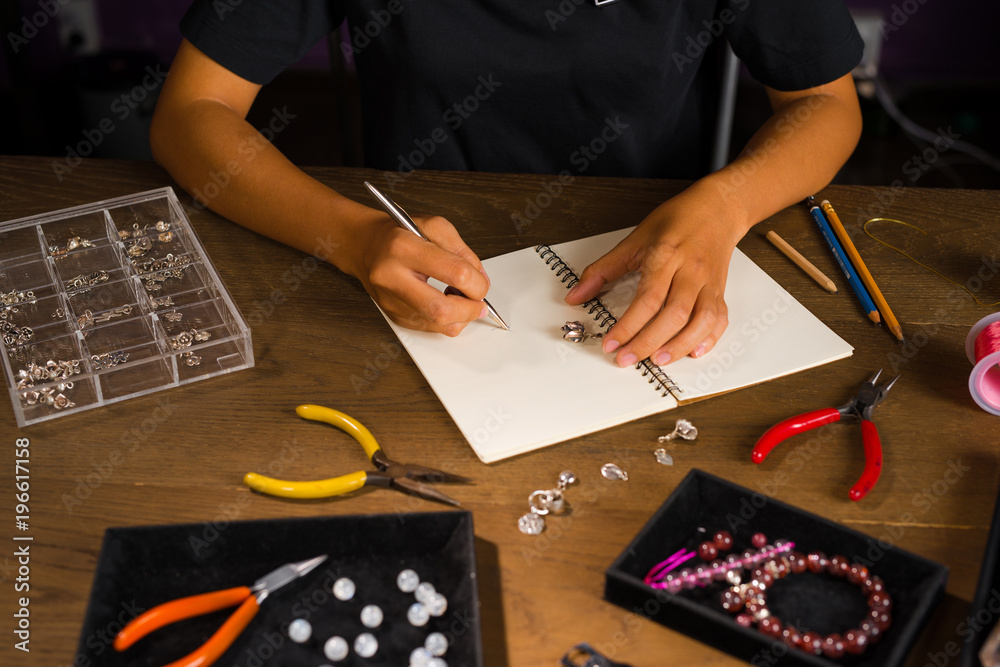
1, 156, 999, 666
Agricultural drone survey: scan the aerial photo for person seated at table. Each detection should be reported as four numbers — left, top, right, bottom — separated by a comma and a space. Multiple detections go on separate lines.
151, 0, 863, 368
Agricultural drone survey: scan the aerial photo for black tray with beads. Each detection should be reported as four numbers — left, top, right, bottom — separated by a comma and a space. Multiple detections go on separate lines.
604, 469, 947, 666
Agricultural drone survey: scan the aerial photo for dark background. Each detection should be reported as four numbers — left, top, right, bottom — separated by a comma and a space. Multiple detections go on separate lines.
2, 0, 999, 189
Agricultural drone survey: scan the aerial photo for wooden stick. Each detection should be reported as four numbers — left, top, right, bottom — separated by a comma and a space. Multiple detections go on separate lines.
766, 230, 838, 293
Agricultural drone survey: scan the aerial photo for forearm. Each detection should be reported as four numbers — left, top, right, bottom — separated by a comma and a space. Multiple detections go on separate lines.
149, 98, 378, 272
699, 81, 862, 236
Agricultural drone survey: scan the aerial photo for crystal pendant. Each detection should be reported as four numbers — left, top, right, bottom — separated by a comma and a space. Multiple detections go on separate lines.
654, 448, 674, 465
518, 512, 545, 535
658, 418, 698, 442
601, 463, 629, 481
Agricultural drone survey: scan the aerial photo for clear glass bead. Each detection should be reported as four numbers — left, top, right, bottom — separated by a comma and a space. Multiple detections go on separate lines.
287, 618, 311, 644
332, 577, 355, 601
360, 604, 383, 628
407, 602, 430, 627
654, 448, 674, 465
415, 581, 436, 603
426, 592, 448, 617
425, 632, 449, 656
601, 463, 628, 481
354, 632, 378, 658
397, 568, 420, 593
324, 636, 349, 662
410, 647, 433, 666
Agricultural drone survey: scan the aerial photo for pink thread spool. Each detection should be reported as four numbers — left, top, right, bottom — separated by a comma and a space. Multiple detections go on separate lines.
966, 313, 1000, 416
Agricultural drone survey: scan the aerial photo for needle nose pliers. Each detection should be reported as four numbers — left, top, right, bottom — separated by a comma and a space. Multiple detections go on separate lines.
751, 370, 899, 501
243, 405, 470, 506
114, 555, 327, 667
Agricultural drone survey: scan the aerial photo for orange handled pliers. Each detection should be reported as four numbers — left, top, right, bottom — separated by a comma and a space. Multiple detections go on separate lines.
751, 370, 899, 501
113, 555, 327, 667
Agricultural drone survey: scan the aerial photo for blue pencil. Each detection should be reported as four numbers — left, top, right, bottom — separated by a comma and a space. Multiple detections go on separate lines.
806, 197, 880, 324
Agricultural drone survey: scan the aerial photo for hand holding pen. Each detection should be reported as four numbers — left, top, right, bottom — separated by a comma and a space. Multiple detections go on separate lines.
362, 181, 508, 333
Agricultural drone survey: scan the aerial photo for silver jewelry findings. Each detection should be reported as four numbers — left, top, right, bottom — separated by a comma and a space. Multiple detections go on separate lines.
49, 236, 95, 256
657, 418, 698, 443
518, 470, 577, 535
561, 320, 604, 343
601, 463, 629, 481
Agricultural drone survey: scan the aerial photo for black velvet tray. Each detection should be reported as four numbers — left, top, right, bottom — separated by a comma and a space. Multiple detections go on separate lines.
75, 511, 482, 666
605, 470, 947, 666
960, 480, 1000, 667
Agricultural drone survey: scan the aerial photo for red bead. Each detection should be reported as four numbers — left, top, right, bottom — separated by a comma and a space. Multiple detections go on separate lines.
799, 631, 823, 654
869, 591, 892, 610
822, 634, 845, 659
864, 576, 886, 595
713, 530, 734, 551
861, 619, 883, 643
807, 551, 828, 573
844, 628, 869, 654
735, 613, 753, 627
781, 624, 802, 647
828, 555, 850, 576
789, 552, 807, 574
848, 563, 870, 584
759, 616, 783, 637
868, 608, 892, 631
751, 532, 768, 548
720, 588, 745, 612
698, 541, 718, 561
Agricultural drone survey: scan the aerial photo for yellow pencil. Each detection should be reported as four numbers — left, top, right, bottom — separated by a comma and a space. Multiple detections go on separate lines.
765, 231, 838, 293
820, 199, 903, 340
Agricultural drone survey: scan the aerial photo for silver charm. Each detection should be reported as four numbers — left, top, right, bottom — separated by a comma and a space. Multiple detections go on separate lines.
561, 321, 604, 343
654, 448, 674, 465
518, 470, 577, 535
601, 463, 628, 481
657, 418, 698, 443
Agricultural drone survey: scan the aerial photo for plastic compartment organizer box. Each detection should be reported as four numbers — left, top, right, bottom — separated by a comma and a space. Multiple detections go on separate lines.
0, 187, 253, 426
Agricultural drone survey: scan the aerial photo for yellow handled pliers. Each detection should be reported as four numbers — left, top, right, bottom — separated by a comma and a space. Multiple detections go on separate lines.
243, 405, 470, 506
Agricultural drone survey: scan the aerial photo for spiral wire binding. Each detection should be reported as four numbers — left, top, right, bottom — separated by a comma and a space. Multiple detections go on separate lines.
534, 244, 682, 399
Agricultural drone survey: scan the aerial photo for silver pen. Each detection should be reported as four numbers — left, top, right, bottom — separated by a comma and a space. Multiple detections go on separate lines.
363, 181, 509, 330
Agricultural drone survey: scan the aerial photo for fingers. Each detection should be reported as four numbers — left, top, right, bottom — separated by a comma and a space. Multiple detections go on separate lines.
613, 282, 728, 368
600, 245, 731, 367
565, 240, 638, 305
363, 216, 491, 335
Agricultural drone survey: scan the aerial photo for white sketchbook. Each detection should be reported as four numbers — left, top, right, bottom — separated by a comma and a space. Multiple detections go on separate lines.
380, 228, 853, 463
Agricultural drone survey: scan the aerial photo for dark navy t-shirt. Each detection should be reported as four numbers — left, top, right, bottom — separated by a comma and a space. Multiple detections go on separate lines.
181, 0, 862, 178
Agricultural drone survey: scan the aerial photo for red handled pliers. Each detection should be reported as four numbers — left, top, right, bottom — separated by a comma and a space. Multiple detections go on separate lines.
751, 370, 899, 501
